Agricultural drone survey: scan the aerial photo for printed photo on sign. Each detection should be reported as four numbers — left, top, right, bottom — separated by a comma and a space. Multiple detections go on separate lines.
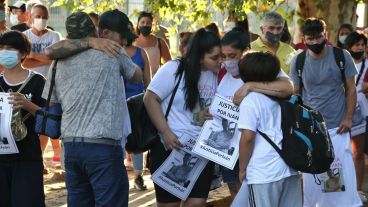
205, 119, 236, 155
319, 157, 345, 193
193, 120, 240, 170
320, 168, 345, 193
192, 98, 212, 126
163, 151, 199, 188
151, 133, 208, 200
209, 94, 239, 123
0, 93, 19, 154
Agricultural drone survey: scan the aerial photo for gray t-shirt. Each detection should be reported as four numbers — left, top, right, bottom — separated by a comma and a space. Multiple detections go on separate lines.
289, 46, 357, 129
42, 48, 137, 140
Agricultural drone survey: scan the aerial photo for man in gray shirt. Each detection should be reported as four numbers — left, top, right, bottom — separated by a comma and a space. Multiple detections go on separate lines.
43, 11, 142, 207
289, 18, 361, 207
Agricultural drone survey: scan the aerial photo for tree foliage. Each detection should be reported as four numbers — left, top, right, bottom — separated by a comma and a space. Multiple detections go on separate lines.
145, 0, 290, 31
51, 0, 126, 13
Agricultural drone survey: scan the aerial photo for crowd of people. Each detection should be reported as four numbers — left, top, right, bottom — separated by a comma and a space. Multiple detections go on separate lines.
0, 1, 368, 207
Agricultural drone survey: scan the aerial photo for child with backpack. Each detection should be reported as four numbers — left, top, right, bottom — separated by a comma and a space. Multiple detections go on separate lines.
237, 52, 302, 207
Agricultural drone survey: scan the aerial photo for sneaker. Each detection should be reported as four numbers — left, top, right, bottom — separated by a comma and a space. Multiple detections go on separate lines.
134, 175, 147, 191
358, 191, 368, 203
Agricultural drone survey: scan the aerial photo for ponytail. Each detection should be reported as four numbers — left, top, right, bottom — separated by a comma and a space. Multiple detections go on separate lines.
176, 28, 221, 111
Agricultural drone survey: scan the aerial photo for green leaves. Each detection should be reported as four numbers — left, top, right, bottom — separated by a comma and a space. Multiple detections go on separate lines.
51, 0, 126, 13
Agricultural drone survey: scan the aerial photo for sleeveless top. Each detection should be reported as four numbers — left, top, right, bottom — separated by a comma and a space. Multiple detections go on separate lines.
124, 47, 145, 98
144, 39, 161, 77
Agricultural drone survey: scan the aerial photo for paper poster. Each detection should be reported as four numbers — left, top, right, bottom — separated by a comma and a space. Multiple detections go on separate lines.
151, 133, 208, 200
231, 180, 249, 207
319, 158, 345, 193
193, 119, 240, 169
209, 94, 239, 123
0, 93, 19, 154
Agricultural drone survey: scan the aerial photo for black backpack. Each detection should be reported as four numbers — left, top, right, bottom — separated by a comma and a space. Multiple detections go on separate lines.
258, 95, 334, 174
257, 48, 346, 174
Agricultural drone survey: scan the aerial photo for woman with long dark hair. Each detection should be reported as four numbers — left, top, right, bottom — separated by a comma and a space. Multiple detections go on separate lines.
144, 28, 221, 206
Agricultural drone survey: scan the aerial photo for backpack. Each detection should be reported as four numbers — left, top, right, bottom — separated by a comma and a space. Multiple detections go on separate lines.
296, 47, 345, 96
257, 48, 346, 174
258, 95, 334, 174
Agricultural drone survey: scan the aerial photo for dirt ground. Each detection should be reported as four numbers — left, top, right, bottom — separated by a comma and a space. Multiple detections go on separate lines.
43, 143, 368, 207
43, 145, 230, 207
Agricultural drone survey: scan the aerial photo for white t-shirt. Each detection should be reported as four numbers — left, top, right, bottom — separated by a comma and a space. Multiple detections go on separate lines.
237, 92, 297, 184
216, 74, 244, 101
148, 60, 217, 143
23, 29, 61, 77
355, 59, 368, 91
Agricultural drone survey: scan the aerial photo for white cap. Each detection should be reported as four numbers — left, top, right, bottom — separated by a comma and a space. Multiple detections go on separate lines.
9, 1, 26, 11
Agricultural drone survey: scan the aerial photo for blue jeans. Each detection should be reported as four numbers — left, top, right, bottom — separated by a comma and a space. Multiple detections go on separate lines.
64, 141, 129, 207
132, 153, 144, 173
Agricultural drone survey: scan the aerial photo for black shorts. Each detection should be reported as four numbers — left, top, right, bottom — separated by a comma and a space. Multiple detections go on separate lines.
149, 141, 214, 203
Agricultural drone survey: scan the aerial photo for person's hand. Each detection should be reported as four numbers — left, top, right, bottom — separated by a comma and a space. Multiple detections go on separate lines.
163, 130, 182, 150
239, 170, 246, 183
337, 117, 352, 134
8, 92, 29, 110
89, 38, 121, 57
204, 108, 213, 120
233, 82, 255, 106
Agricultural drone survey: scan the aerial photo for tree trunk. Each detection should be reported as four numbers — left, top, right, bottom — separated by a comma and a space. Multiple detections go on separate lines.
297, 0, 358, 45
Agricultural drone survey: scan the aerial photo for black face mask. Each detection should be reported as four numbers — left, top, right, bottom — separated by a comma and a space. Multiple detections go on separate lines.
349, 51, 365, 60
306, 39, 326, 54
139, 26, 152, 36
265, 31, 282, 44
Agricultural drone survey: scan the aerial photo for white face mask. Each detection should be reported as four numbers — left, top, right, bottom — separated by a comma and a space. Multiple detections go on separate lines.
10, 14, 19, 26
339, 35, 347, 44
223, 59, 240, 77
33, 18, 48, 31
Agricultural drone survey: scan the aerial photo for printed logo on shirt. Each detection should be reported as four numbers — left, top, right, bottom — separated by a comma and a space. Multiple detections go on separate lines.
32, 42, 52, 53
25, 93, 32, 100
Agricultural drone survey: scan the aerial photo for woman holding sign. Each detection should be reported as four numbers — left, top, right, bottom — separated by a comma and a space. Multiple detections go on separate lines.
144, 28, 221, 206
0, 31, 46, 206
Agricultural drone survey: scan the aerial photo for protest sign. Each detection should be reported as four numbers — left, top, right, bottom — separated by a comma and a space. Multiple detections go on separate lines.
0, 93, 19, 154
209, 94, 239, 123
193, 119, 240, 169
151, 133, 208, 200
193, 94, 240, 169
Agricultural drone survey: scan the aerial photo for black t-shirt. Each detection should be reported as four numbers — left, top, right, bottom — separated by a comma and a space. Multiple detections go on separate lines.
10, 23, 29, 32
0, 72, 46, 161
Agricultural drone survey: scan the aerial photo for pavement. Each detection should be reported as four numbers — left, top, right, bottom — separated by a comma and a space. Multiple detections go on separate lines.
42, 144, 368, 207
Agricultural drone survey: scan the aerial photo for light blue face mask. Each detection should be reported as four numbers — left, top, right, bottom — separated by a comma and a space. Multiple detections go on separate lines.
0, 50, 20, 69
0, 11, 5, 21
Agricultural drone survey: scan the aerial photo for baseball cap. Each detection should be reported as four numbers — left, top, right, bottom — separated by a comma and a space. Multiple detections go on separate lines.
9, 1, 26, 12
65, 12, 95, 39
99, 9, 137, 41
